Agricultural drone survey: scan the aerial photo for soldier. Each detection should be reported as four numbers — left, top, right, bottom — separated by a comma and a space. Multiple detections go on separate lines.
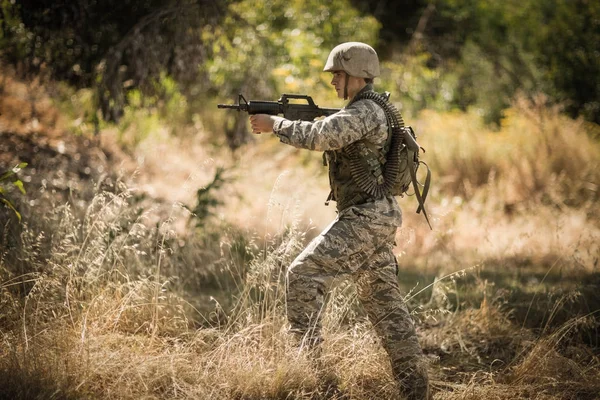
249, 42, 430, 399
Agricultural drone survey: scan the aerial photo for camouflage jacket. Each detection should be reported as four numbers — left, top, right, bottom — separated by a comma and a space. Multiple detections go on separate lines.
272, 85, 402, 227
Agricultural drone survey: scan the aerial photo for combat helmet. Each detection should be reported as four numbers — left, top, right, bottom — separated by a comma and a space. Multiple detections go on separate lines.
323, 42, 380, 79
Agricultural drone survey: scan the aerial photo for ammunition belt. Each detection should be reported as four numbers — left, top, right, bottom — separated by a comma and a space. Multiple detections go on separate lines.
345, 91, 405, 198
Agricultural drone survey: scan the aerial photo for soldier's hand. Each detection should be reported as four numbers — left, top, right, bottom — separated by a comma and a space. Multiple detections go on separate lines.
249, 114, 277, 134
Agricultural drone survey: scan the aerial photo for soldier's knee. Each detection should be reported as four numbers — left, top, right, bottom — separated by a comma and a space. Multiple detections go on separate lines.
288, 255, 321, 280
287, 258, 308, 289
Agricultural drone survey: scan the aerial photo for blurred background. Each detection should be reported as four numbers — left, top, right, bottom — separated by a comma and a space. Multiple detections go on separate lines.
3, 0, 599, 130
1, 1, 599, 399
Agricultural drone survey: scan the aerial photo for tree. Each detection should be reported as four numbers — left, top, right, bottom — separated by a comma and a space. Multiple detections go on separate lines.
424, 0, 600, 123
1, 0, 226, 121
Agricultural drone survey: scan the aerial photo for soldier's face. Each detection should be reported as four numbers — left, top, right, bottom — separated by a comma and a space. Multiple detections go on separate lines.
330, 71, 346, 99
331, 71, 367, 100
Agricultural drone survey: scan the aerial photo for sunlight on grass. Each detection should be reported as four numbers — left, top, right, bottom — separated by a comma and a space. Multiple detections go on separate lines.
1, 69, 599, 399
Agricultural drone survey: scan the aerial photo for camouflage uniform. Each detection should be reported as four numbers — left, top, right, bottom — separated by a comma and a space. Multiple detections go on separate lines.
273, 84, 429, 399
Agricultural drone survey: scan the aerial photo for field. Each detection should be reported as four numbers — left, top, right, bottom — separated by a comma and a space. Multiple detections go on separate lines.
1, 68, 599, 400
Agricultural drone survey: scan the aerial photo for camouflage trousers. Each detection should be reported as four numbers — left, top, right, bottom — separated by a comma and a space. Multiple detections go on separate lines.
286, 206, 428, 396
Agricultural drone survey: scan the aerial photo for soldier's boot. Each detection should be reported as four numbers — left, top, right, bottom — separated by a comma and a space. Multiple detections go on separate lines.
296, 332, 323, 358
289, 329, 333, 386
394, 360, 430, 400
288, 324, 323, 355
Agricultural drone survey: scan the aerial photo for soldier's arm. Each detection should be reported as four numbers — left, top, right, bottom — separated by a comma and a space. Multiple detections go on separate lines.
272, 100, 386, 151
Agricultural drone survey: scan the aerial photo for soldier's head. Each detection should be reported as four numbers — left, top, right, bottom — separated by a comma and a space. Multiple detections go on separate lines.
324, 42, 380, 100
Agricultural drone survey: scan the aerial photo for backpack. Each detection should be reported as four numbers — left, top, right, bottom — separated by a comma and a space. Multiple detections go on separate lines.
347, 90, 432, 229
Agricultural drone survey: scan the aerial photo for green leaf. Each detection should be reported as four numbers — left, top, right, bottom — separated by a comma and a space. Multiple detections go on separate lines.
0, 170, 15, 182
0, 198, 22, 222
13, 180, 26, 194
12, 162, 27, 174
1, 163, 27, 183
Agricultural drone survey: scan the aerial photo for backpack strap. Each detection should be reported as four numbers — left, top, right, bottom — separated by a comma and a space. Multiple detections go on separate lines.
408, 154, 433, 230
416, 161, 431, 215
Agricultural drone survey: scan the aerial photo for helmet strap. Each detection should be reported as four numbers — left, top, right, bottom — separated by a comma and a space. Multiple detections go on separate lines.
343, 73, 349, 100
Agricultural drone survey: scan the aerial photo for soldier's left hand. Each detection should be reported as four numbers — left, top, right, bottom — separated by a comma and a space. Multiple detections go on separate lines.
249, 114, 277, 134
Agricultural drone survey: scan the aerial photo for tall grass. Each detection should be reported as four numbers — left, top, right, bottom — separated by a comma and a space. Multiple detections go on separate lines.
0, 183, 399, 399
1, 86, 599, 399
399, 97, 600, 277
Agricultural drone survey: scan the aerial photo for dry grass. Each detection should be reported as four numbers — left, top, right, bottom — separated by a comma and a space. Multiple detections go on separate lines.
397, 96, 600, 284
1, 70, 599, 399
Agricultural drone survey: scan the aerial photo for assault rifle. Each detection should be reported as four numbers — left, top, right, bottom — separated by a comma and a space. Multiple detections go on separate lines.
218, 94, 340, 121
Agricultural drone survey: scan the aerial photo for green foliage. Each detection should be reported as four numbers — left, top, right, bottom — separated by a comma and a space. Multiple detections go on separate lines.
116, 89, 161, 149
2, 0, 597, 129
188, 167, 230, 228
535, 0, 600, 122
0, 163, 27, 222
116, 73, 188, 148
0, 0, 31, 61
0, 0, 226, 122
197, 0, 381, 148
380, 51, 459, 118
429, 0, 600, 124
203, 0, 380, 100
153, 73, 188, 122
454, 40, 533, 124
49, 83, 103, 135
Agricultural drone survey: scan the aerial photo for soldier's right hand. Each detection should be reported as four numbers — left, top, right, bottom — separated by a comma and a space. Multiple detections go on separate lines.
249, 114, 276, 134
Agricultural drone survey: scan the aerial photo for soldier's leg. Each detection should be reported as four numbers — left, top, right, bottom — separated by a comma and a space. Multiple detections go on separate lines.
355, 243, 429, 399
286, 215, 383, 345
